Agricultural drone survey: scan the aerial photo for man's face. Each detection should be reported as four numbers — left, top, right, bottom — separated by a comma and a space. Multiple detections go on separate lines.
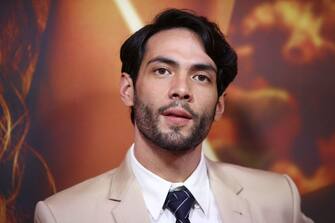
132, 28, 223, 152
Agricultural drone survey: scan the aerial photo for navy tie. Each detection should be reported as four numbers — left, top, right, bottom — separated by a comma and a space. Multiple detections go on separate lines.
163, 186, 196, 223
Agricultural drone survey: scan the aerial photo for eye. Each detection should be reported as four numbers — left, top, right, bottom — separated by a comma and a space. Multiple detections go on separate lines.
193, 74, 210, 83
154, 68, 170, 76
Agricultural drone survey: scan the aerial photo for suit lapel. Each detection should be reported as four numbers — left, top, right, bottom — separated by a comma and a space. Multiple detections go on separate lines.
107, 153, 253, 223
207, 159, 253, 223
109, 159, 150, 223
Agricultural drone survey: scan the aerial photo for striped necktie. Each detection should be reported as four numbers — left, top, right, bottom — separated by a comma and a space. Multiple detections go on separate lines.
163, 186, 196, 223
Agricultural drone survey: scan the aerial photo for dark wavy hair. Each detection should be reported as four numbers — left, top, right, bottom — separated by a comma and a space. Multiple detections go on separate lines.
120, 8, 238, 123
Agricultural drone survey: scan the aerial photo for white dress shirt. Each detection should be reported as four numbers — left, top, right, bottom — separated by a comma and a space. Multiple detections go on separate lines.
128, 145, 222, 223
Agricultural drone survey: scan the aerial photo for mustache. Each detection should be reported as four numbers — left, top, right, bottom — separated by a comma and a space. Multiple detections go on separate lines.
158, 101, 198, 118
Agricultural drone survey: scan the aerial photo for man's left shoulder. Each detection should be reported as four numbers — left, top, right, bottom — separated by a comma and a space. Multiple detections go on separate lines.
209, 160, 290, 184
207, 161, 313, 222
207, 160, 296, 203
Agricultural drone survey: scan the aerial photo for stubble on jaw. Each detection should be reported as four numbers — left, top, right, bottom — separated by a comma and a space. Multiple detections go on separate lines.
133, 93, 216, 153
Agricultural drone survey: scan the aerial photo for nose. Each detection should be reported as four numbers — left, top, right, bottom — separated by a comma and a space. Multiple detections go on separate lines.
168, 75, 193, 101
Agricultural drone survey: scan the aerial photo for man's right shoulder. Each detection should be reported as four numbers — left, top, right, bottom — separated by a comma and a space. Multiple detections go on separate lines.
48, 168, 117, 204
34, 167, 119, 223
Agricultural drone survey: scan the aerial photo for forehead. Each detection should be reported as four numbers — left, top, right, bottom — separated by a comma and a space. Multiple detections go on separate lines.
142, 28, 216, 68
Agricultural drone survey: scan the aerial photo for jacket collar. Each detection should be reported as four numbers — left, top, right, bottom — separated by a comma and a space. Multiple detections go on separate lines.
108, 155, 252, 223
109, 159, 151, 223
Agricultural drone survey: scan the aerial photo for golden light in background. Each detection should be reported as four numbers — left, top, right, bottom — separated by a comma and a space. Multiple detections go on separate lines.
242, 0, 335, 64
1, 1, 56, 222
113, 0, 143, 32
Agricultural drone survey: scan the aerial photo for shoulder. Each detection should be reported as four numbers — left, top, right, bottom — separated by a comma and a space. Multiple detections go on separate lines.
47, 168, 117, 206
208, 160, 292, 191
208, 161, 292, 207
207, 160, 314, 222
34, 168, 119, 223
208, 160, 292, 186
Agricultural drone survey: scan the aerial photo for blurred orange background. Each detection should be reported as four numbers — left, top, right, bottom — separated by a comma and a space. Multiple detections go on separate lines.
4, 0, 334, 221
29, 0, 335, 194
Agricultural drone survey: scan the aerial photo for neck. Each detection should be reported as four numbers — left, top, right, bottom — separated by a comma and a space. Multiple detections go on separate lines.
133, 127, 202, 183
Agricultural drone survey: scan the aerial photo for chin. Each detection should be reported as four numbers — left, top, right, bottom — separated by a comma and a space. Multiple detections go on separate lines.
159, 144, 196, 154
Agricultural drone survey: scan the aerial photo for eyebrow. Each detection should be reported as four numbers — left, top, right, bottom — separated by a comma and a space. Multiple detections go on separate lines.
191, 63, 217, 74
147, 56, 178, 67
147, 56, 217, 73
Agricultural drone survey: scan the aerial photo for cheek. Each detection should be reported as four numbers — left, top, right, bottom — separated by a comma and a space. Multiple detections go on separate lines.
135, 88, 166, 114
136, 80, 169, 102
194, 88, 218, 108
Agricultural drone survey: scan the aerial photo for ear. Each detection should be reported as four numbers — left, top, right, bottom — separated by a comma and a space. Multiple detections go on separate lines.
120, 72, 134, 106
214, 94, 225, 121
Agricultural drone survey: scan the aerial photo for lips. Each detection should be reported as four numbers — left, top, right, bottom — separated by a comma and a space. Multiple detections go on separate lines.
161, 107, 192, 126
162, 108, 192, 119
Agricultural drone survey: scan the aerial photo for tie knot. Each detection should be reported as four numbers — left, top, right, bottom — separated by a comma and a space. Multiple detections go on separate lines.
163, 186, 196, 223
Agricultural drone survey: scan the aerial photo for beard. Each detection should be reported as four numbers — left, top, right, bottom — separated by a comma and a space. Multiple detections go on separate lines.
133, 94, 216, 153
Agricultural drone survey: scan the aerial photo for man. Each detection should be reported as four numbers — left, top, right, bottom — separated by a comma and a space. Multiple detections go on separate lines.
35, 9, 313, 223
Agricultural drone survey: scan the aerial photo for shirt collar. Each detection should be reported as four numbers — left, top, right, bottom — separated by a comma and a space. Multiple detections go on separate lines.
128, 144, 210, 220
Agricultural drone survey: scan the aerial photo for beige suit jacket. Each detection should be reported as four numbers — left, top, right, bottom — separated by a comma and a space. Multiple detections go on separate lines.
35, 157, 313, 223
